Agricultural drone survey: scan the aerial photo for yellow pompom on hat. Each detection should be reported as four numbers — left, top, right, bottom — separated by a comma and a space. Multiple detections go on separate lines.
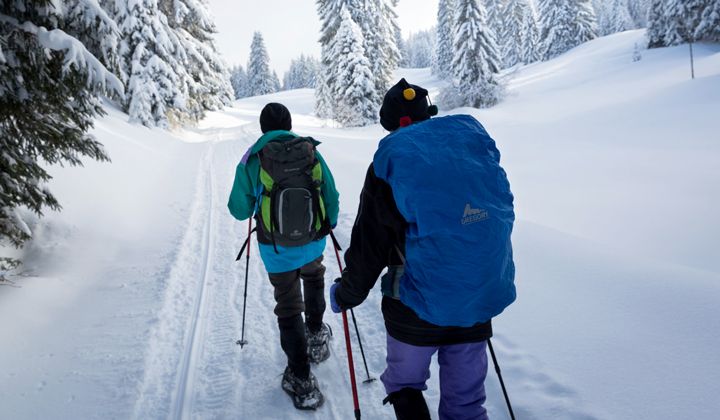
403, 88, 416, 101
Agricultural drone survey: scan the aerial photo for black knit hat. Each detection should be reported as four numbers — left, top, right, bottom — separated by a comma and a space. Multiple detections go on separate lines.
260, 102, 292, 133
379, 78, 438, 131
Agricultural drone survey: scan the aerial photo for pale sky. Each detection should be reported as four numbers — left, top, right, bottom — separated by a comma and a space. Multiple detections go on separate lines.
207, 0, 438, 76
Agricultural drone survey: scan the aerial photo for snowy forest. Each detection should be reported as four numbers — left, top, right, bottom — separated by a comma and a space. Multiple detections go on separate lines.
231, 0, 720, 125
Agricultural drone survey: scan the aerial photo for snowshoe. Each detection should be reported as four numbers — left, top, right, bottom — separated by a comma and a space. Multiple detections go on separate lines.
281, 366, 324, 410
306, 323, 332, 364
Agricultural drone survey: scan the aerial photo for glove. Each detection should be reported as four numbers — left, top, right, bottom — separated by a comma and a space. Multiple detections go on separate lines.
329, 281, 342, 313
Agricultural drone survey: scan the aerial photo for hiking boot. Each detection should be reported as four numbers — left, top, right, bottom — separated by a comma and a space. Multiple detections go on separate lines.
306, 323, 332, 364
281, 366, 324, 410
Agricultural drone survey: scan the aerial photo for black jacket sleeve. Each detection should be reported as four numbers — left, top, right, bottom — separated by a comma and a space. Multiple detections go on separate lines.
335, 164, 406, 309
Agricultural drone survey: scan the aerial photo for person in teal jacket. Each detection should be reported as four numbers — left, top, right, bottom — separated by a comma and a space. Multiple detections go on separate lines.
227, 103, 339, 410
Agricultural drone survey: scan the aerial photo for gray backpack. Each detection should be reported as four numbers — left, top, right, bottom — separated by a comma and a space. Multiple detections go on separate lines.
257, 137, 329, 250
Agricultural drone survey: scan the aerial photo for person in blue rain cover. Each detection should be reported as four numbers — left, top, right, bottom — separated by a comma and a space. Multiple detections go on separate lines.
330, 79, 516, 420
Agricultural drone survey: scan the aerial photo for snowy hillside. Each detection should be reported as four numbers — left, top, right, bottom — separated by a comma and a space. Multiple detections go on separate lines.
1, 30, 719, 420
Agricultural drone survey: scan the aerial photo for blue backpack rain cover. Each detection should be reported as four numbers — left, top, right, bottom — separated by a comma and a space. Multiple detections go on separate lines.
373, 114, 516, 327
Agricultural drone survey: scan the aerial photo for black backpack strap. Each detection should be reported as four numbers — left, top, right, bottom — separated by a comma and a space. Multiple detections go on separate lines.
269, 186, 281, 254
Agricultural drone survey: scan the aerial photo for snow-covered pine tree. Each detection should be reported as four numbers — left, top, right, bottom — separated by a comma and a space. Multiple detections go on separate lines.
271, 70, 282, 92
366, 0, 401, 99
246, 32, 276, 96
502, 0, 539, 67
627, 0, 651, 28
450, 0, 503, 107
159, 0, 233, 121
404, 29, 436, 68
316, 0, 398, 106
592, 0, 612, 35
230, 65, 248, 99
284, 55, 320, 90
607, 0, 634, 35
538, 0, 577, 59
485, 0, 506, 48
647, 0, 667, 47
110, 0, 188, 127
696, 0, 720, 41
0, 0, 122, 252
329, 7, 378, 126
433, 0, 456, 77
665, 0, 707, 45
574, 0, 599, 47
314, 47, 334, 118
520, 0, 541, 64
538, 0, 597, 60
396, 24, 408, 67
315, 0, 343, 118
65, 0, 124, 82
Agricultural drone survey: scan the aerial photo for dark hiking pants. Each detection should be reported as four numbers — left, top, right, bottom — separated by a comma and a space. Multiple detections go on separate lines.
269, 256, 326, 379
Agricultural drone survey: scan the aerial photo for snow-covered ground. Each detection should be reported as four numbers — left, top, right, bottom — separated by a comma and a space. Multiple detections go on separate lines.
1, 30, 719, 419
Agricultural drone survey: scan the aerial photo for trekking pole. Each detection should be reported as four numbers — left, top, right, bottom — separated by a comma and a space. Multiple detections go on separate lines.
330, 231, 375, 383
488, 339, 516, 420
350, 307, 377, 384
330, 230, 361, 419
236, 219, 254, 348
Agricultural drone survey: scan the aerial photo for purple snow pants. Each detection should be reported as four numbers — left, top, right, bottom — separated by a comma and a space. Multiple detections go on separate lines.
381, 334, 489, 420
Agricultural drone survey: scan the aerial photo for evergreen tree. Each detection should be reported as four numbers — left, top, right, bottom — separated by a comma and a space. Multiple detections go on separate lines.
329, 7, 378, 126
434, 0, 456, 77
371, 0, 401, 96
1, 0, 122, 254
284, 55, 320, 90
665, 0, 707, 45
230, 65, 248, 99
592, 0, 612, 35
647, 0, 667, 47
271, 70, 282, 92
502, 0, 539, 67
109, 0, 188, 127
314, 47, 334, 118
575, 0, 599, 46
65, 0, 124, 81
404, 29, 437, 68
627, 0, 651, 28
315, 0, 398, 112
593, 0, 633, 36
396, 25, 408, 67
246, 32, 276, 96
538, 0, 597, 60
315, 0, 347, 118
159, 0, 233, 120
607, 0, 634, 34
450, 0, 502, 107
485, 0, 506, 43
538, 0, 575, 59
696, 0, 720, 41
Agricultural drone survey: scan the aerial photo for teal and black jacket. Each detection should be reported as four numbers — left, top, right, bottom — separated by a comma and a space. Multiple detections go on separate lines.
228, 130, 340, 274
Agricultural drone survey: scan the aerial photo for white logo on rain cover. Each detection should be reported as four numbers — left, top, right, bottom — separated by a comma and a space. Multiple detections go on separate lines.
461, 204, 488, 225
